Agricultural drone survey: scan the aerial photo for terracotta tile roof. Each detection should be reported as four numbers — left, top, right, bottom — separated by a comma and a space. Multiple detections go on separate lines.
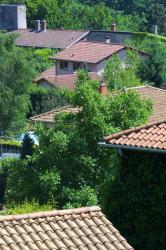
52, 41, 126, 63
102, 120, 166, 152
0, 206, 134, 250
30, 106, 80, 123
35, 67, 102, 90
9, 29, 88, 49
130, 86, 166, 123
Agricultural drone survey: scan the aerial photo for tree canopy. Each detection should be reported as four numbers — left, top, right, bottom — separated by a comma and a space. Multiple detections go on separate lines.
4, 72, 152, 209
0, 33, 35, 135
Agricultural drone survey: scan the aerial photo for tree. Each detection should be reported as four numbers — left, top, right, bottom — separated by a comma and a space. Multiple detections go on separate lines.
102, 151, 166, 250
104, 51, 142, 90
28, 84, 70, 117
0, 33, 35, 135
4, 73, 152, 208
21, 133, 34, 159
140, 42, 166, 87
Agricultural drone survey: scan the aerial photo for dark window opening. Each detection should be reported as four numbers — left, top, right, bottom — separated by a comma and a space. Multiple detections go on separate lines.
60, 61, 68, 71
73, 62, 81, 71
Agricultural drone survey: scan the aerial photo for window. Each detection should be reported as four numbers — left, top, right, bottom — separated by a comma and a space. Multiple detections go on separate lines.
73, 62, 81, 71
60, 61, 68, 71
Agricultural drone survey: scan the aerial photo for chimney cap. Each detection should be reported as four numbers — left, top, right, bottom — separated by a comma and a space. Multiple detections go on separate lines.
41, 19, 47, 31
111, 22, 116, 32
99, 81, 108, 96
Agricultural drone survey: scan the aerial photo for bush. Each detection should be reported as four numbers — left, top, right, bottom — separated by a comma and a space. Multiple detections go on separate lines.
102, 152, 166, 250
1, 200, 54, 215
28, 84, 70, 117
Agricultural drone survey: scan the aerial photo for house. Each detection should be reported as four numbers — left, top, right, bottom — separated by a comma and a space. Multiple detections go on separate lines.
35, 66, 101, 90
0, 206, 134, 250
1, 4, 160, 50
35, 41, 148, 89
10, 28, 89, 49
128, 86, 166, 123
100, 120, 166, 153
51, 41, 148, 76
30, 106, 80, 128
30, 86, 166, 128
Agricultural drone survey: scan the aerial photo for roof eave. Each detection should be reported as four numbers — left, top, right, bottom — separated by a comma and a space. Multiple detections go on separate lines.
98, 142, 166, 154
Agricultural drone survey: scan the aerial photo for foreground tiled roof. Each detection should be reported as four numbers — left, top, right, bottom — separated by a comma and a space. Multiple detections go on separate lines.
131, 86, 166, 123
30, 106, 79, 124
52, 41, 126, 63
102, 120, 166, 152
9, 29, 88, 49
35, 67, 101, 90
0, 206, 134, 250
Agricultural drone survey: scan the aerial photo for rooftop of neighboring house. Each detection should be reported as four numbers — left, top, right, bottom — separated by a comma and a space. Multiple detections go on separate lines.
9, 29, 88, 49
130, 86, 166, 123
0, 206, 134, 250
30, 106, 80, 124
51, 41, 149, 63
35, 67, 101, 90
32, 84, 166, 124
101, 120, 166, 153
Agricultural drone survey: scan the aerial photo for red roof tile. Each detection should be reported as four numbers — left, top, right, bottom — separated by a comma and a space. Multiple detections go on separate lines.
131, 86, 166, 123
0, 206, 134, 250
103, 120, 166, 152
35, 67, 101, 90
30, 106, 80, 123
9, 29, 88, 49
52, 41, 126, 63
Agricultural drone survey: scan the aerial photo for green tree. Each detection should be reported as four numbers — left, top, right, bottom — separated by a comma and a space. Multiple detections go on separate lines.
140, 42, 166, 87
21, 133, 34, 159
104, 52, 142, 90
102, 151, 166, 250
4, 75, 152, 208
0, 33, 35, 135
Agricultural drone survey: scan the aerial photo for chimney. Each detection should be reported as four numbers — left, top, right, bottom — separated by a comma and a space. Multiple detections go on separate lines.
105, 36, 111, 43
151, 24, 158, 35
35, 20, 41, 32
111, 23, 116, 32
99, 81, 108, 96
41, 19, 47, 31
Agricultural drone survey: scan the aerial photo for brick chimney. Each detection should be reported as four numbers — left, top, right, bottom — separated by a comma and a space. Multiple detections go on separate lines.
111, 23, 116, 32
41, 19, 47, 31
99, 82, 108, 96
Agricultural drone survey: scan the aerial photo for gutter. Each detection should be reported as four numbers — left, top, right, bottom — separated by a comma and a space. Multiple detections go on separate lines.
98, 142, 166, 154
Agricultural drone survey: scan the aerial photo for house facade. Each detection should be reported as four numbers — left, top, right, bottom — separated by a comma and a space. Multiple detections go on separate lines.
35, 41, 148, 89
52, 41, 148, 76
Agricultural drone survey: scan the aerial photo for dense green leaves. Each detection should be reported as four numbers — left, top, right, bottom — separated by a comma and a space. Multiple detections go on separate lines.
104, 52, 142, 90
0, 33, 35, 135
3, 74, 152, 209
102, 152, 166, 250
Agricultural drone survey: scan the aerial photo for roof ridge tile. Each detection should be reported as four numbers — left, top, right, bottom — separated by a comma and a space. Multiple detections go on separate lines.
0, 207, 101, 223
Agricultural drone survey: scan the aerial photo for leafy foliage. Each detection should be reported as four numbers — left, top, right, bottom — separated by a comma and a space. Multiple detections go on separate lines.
4, 74, 152, 208
28, 84, 70, 117
1, 200, 54, 215
102, 151, 166, 250
24, 48, 55, 73
140, 43, 166, 87
0, 0, 143, 31
104, 51, 143, 90
0, 33, 35, 135
21, 133, 34, 159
